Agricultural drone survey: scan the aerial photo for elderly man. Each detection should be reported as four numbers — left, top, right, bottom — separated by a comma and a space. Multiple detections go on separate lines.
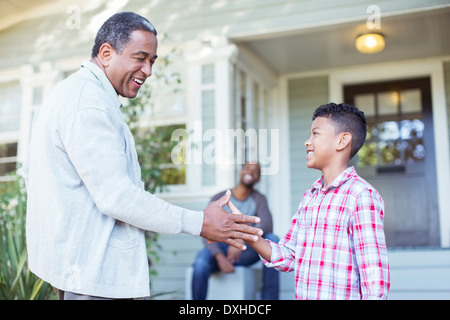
24, 12, 261, 300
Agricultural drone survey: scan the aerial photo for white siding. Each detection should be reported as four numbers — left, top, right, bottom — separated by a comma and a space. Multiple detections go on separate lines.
388, 249, 450, 300
288, 76, 329, 213
151, 199, 206, 299
152, 234, 203, 299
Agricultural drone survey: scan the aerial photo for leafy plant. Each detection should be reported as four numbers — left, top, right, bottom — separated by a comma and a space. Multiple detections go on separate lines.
0, 171, 55, 300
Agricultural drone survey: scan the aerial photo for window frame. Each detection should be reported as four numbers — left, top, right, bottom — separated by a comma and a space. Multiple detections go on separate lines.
344, 77, 433, 176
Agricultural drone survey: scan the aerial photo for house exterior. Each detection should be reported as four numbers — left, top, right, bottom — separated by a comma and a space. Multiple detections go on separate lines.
1, 0, 449, 299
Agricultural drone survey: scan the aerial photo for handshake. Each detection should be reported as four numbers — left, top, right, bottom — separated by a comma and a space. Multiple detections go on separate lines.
200, 189, 262, 250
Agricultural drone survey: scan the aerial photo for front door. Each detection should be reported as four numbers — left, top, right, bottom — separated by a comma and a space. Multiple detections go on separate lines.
344, 77, 439, 248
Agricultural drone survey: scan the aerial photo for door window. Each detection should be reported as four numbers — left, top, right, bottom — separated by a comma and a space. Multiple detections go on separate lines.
354, 88, 425, 169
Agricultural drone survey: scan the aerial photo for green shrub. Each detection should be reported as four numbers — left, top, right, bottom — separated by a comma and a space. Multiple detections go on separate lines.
0, 171, 55, 300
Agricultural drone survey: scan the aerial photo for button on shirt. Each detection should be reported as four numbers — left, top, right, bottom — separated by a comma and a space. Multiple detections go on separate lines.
264, 167, 390, 300
24, 60, 204, 298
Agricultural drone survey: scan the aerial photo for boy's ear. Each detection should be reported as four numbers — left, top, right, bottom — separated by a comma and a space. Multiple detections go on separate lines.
336, 132, 352, 152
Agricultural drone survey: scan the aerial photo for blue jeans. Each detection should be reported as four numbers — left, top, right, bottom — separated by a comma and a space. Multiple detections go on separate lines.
191, 233, 279, 300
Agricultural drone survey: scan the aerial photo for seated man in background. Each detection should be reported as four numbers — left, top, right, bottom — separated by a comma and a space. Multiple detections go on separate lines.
191, 162, 279, 300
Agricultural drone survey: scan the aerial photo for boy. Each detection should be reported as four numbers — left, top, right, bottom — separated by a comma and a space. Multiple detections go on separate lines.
247, 103, 390, 300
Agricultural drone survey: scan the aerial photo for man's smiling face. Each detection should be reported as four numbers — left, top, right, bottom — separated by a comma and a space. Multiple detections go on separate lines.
239, 163, 261, 187
105, 30, 158, 98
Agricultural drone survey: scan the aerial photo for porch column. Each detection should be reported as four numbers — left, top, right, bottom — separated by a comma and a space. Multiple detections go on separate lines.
184, 37, 238, 192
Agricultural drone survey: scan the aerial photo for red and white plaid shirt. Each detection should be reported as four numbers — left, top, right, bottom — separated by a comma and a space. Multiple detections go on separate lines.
264, 167, 390, 299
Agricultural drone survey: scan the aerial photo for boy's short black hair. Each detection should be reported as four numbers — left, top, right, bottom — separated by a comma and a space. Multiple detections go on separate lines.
313, 102, 367, 159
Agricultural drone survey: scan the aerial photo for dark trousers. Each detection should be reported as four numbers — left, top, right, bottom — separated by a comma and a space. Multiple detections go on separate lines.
191, 233, 280, 300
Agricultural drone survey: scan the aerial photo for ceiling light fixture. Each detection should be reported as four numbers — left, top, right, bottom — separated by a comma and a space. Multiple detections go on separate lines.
355, 33, 385, 54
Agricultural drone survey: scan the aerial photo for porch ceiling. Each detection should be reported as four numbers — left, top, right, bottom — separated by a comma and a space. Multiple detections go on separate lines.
231, 7, 450, 75
0, 0, 51, 16
0, 0, 55, 29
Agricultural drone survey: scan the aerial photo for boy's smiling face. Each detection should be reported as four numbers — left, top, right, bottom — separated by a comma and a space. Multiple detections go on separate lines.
304, 116, 341, 170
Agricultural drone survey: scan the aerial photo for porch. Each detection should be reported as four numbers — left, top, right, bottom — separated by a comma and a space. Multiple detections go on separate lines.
152, 234, 450, 300
0, 0, 449, 301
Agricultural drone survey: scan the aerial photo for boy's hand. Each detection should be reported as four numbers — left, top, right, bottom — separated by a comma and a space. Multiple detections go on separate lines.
227, 242, 243, 263
201, 190, 262, 250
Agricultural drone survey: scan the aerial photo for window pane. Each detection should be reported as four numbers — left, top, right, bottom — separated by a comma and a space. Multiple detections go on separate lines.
400, 119, 424, 139
0, 82, 21, 132
0, 162, 16, 176
253, 82, 260, 129
161, 166, 186, 185
240, 71, 246, 94
0, 142, 17, 177
406, 140, 425, 162
202, 90, 215, 117
401, 89, 421, 114
0, 143, 17, 158
202, 88, 215, 186
378, 91, 399, 116
366, 122, 378, 141
358, 142, 378, 166
134, 124, 186, 187
156, 124, 186, 186
380, 141, 401, 165
356, 98, 425, 167
33, 86, 43, 105
354, 93, 375, 117
379, 121, 400, 141
202, 64, 215, 84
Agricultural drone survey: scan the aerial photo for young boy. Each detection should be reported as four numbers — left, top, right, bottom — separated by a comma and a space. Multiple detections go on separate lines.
248, 103, 390, 300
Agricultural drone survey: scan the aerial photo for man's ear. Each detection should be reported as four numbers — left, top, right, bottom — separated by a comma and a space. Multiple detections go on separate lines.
97, 43, 114, 68
336, 132, 352, 152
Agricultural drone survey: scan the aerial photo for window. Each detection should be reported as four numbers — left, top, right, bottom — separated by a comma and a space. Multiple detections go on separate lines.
0, 143, 18, 180
232, 66, 269, 164
135, 123, 186, 191
346, 79, 428, 171
0, 81, 21, 181
155, 124, 186, 186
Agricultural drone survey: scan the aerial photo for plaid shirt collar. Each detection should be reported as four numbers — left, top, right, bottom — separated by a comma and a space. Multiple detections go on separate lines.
311, 166, 356, 192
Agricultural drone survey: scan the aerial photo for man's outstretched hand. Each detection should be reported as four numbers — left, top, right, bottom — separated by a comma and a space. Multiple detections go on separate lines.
200, 190, 262, 250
